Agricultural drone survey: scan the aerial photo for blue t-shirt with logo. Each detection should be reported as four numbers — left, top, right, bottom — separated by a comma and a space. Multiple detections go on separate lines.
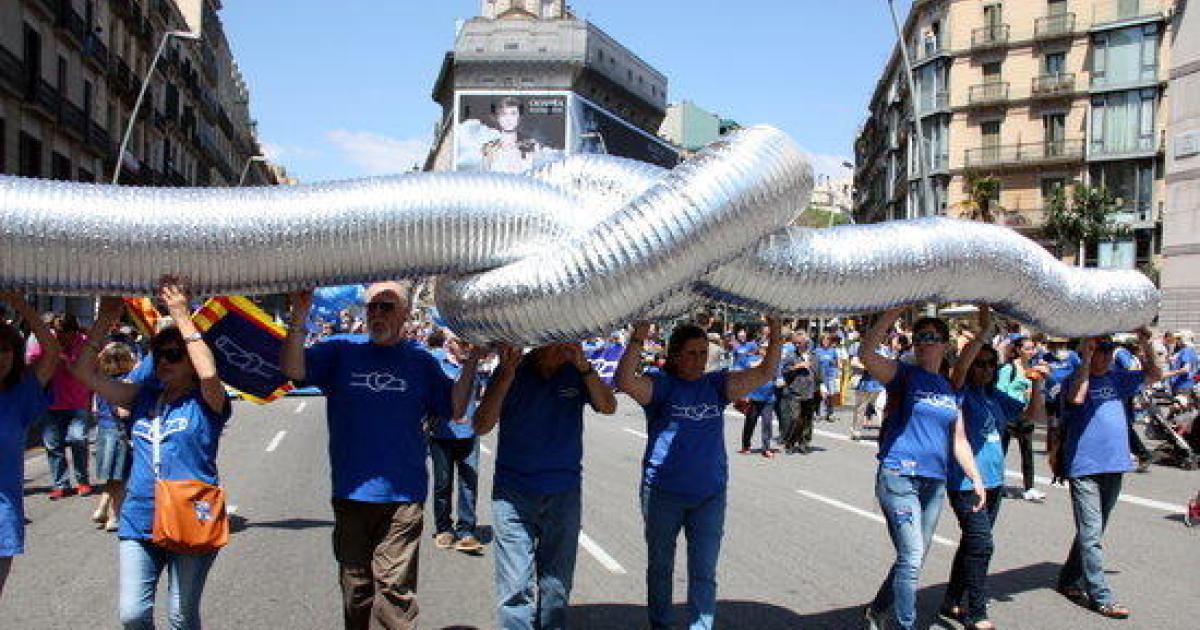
119, 384, 231, 541
304, 335, 454, 503
1043, 350, 1081, 410
427, 348, 477, 440
731, 342, 758, 370
814, 346, 841, 377
877, 362, 962, 480
1062, 370, 1144, 478
1, 375, 51, 556
495, 360, 591, 495
641, 370, 730, 500
948, 385, 1024, 491
1170, 346, 1197, 392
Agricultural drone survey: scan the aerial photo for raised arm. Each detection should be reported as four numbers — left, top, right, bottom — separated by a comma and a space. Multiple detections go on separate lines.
615, 322, 654, 406
568, 343, 617, 414
281, 290, 313, 382
861, 307, 904, 385
74, 297, 140, 407
727, 317, 783, 400
1, 292, 60, 386
1022, 368, 1048, 424
474, 344, 520, 436
951, 306, 991, 390
451, 346, 483, 421
1067, 338, 1096, 406
161, 277, 226, 414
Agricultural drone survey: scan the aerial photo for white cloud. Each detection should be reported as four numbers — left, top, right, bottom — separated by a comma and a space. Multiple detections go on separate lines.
804, 151, 854, 181
325, 130, 430, 176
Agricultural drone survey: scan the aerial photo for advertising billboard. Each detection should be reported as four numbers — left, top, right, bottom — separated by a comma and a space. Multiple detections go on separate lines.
454, 92, 568, 173
569, 95, 680, 169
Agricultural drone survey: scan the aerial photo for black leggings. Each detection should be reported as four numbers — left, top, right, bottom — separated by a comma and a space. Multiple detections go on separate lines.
1001, 424, 1035, 491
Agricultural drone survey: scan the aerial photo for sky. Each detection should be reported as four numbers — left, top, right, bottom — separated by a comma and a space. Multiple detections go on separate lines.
219, 1, 904, 183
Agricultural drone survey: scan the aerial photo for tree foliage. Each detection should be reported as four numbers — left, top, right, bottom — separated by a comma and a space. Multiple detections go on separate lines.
954, 175, 1004, 223
1042, 183, 1130, 257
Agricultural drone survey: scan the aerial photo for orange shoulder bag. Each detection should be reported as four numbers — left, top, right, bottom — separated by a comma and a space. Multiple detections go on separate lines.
149, 399, 229, 555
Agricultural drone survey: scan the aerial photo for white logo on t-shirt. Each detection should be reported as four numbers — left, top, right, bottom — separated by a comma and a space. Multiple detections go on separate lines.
1092, 385, 1118, 401
912, 390, 959, 412
349, 372, 409, 393
670, 403, 721, 422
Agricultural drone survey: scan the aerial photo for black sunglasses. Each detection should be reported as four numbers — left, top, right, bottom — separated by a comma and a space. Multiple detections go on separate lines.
366, 301, 398, 314
913, 331, 946, 345
155, 347, 187, 365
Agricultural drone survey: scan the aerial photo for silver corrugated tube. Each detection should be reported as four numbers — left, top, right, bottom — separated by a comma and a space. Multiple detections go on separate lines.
0, 125, 1158, 342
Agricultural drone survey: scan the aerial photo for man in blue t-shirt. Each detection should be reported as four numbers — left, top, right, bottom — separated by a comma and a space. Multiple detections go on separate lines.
282, 282, 479, 630
474, 342, 616, 630
1163, 331, 1197, 401
1053, 330, 1161, 621
424, 330, 484, 555
813, 332, 844, 422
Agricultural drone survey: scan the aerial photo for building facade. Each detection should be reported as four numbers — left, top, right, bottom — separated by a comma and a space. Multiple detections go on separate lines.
424, 0, 676, 173
854, 0, 1179, 272
1161, 0, 1198, 331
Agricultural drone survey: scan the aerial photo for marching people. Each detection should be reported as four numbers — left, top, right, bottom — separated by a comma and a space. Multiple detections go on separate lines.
859, 307, 985, 630
1052, 329, 1161, 621
473, 341, 617, 630
778, 334, 820, 454
72, 280, 231, 630
87, 343, 137, 532
738, 350, 778, 458
281, 281, 479, 630
28, 312, 95, 500
616, 318, 781, 630
0, 292, 60, 599
942, 306, 1047, 630
814, 332, 844, 423
424, 330, 484, 554
996, 337, 1047, 502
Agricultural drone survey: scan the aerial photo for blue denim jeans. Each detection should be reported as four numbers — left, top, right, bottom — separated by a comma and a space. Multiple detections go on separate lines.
944, 487, 1003, 624
42, 409, 91, 489
118, 539, 217, 630
492, 484, 582, 630
641, 486, 726, 630
870, 468, 946, 630
1058, 473, 1123, 607
430, 437, 479, 537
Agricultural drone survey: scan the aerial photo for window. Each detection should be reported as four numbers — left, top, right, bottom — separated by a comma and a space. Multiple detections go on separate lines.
84, 80, 93, 121
52, 152, 72, 180
23, 24, 42, 80
1044, 113, 1065, 148
983, 62, 1002, 82
1090, 89, 1157, 154
57, 56, 67, 95
503, 42, 519, 50
1092, 25, 1159, 86
1044, 52, 1065, 75
1090, 160, 1154, 215
1048, 0, 1068, 15
18, 132, 42, 178
1041, 177, 1066, 205
78, 167, 94, 182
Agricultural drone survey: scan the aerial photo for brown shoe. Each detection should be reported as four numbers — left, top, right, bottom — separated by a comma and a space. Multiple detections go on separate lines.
455, 534, 483, 554
434, 532, 456, 549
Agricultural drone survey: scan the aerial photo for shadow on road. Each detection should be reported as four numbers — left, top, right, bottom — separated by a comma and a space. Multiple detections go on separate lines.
230, 515, 334, 532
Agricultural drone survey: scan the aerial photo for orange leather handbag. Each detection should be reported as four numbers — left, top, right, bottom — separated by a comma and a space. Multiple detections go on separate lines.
148, 404, 229, 555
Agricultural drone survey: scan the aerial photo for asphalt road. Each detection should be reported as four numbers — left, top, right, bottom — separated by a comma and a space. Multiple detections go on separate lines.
5, 395, 1199, 629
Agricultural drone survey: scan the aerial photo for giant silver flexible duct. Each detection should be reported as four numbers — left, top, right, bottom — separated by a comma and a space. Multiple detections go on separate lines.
0, 126, 1158, 342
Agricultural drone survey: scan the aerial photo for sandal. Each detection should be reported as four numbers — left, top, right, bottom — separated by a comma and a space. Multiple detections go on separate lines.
1092, 603, 1130, 619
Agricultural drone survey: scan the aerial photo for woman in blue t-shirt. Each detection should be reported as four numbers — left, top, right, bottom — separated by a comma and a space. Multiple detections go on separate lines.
73, 280, 230, 630
0, 292, 60, 599
940, 306, 1046, 629
859, 307, 985, 630
616, 318, 782, 630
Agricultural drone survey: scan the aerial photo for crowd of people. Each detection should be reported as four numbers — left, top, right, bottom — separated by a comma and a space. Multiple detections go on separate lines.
1, 284, 1197, 630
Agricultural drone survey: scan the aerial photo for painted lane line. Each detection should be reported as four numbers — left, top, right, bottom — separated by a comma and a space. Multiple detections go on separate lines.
796, 489, 955, 548
480, 444, 492, 455
578, 531, 627, 574
265, 430, 288, 453
294, 401, 307, 414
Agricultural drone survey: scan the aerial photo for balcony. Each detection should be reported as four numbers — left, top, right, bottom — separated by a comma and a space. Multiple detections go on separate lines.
0, 44, 24, 97
911, 41, 949, 67
1035, 12, 1077, 39
967, 81, 1010, 106
1031, 73, 1076, 98
964, 139, 1085, 170
1088, 130, 1165, 161
1091, 0, 1167, 32
59, 100, 88, 140
916, 90, 950, 115
111, 56, 137, 98
88, 123, 113, 158
909, 153, 950, 179
24, 77, 62, 121
971, 24, 1010, 50
84, 34, 110, 72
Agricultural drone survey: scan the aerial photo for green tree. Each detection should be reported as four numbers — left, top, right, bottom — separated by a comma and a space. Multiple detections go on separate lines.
795, 206, 851, 228
953, 175, 1004, 223
1042, 184, 1130, 265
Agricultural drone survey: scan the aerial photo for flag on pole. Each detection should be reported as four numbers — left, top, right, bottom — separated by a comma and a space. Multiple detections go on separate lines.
192, 296, 292, 404
123, 297, 161, 339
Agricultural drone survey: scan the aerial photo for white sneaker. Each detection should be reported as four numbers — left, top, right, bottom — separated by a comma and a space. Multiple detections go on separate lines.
1023, 488, 1047, 502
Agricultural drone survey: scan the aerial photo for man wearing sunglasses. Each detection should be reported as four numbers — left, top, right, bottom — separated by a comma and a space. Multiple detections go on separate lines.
1055, 328, 1161, 621
281, 281, 480, 630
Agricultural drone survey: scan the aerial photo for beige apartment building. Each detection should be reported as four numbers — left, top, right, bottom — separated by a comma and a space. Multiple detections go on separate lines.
855, 0, 1179, 271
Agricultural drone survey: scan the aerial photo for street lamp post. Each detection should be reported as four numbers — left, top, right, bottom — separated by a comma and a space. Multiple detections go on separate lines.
237, 155, 268, 186
111, 30, 202, 185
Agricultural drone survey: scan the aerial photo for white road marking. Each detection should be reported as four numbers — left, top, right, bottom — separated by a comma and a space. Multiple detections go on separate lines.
578, 531, 627, 574
796, 489, 955, 547
265, 430, 287, 452
294, 401, 307, 414
480, 444, 492, 455
623, 427, 648, 439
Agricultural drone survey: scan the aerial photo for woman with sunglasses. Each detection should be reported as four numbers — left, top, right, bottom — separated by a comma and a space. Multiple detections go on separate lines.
940, 306, 1046, 630
859, 307, 985, 630
74, 279, 230, 630
0, 292, 60, 599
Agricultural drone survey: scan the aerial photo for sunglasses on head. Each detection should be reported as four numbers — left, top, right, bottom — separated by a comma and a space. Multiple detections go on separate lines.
155, 347, 187, 365
913, 331, 946, 345
366, 301, 398, 314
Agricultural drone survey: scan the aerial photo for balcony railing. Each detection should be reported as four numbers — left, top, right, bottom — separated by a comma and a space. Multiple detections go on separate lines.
911, 40, 948, 65
59, 100, 87, 139
25, 77, 61, 120
1092, 0, 1166, 29
971, 24, 1010, 49
1035, 12, 1077, 39
84, 34, 110, 71
964, 139, 1085, 169
968, 81, 1010, 106
1031, 73, 1076, 97
88, 123, 113, 157
1089, 130, 1165, 159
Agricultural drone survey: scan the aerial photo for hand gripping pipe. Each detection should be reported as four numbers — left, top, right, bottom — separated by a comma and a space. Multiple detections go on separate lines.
0, 126, 1158, 343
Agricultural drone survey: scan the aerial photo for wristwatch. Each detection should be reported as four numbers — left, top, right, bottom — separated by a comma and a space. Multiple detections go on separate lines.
183, 331, 204, 343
